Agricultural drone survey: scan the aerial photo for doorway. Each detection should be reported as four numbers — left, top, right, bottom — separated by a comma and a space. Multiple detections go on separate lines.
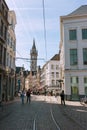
71, 86, 79, 100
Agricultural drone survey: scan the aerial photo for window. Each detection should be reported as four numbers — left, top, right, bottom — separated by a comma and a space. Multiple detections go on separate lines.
10, 55, 12, 67
69, 29, 77, 40
4, 26, 7, 40
71, 77, 78, 84
4, 10, 8, 19
11, 38, 13, 48
84, 77, 87, 95
13, 42, 16, 52
82, 29, 87, 39
56, 72, 59, 78
1, 20, 4, 36
71, 77, 79, 99
83, 48, 87, 65
70, 49, 77, 65
32, 56, 35, 59
84, 77, 87, 83
3, 48, 6, 66
52, 80, 55, 85
2, 4, 4, 15
7, 33, 10, 45
56, 80, 59, 86
0, 75, 1, 95
13, 58, 15, 68
51, 72, 54, 78
51, 64, 54, 69
56, 65, 59, 69
6, 53, 9, 66
0, 45, 2, 64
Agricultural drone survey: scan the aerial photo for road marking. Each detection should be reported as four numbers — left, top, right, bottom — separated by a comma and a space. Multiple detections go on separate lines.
33, 96, 60, 130
33, 119, 36, 130
50, 97, 60, 130
50, 108, 60, 130
33, 96, 46, 130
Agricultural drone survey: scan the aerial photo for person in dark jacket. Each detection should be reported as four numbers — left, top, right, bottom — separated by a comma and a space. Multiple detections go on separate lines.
26, 89, 31, 103
60, 90, 65, 105
21, 90, 25, 104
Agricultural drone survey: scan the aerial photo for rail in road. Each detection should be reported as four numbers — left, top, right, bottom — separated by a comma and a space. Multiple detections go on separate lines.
0, 95, 84, 130
32, 96, 61, 130
32, 95, 83, 130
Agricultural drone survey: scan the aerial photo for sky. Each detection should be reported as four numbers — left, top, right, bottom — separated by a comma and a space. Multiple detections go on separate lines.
6, 0, 87, 70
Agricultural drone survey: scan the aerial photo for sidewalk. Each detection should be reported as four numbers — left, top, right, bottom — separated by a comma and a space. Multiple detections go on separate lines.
0, 97, 20, 121
57, 96, 87, 130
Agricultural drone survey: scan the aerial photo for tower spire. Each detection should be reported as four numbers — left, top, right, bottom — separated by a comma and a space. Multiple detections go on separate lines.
30, 39, 38, 74
32, 38, 36, 50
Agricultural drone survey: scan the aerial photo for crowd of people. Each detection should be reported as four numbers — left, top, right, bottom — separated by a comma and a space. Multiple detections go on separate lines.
19, 88, 65, 105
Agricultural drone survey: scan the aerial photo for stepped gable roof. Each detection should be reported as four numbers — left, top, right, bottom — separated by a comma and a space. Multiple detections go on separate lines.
67, 5, 87, 16
50, 54, 60, 61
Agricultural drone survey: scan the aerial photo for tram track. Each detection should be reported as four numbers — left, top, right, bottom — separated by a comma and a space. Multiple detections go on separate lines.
50, 96, 61, 130
50, 96, 84, 130
33, 96, 61, 130
0, 95, 84, 130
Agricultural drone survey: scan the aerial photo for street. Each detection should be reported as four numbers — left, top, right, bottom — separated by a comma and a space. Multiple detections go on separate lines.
0, 95, 86, 130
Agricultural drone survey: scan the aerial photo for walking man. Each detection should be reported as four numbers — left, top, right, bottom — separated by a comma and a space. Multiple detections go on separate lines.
21, 90, 25, 104
26, 89, 31, 103
60, 90, 65, 105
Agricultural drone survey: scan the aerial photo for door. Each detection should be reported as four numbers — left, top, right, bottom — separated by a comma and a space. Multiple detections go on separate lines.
71, 86, 79, 100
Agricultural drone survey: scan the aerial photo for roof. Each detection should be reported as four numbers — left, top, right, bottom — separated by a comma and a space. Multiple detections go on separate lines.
41, 54, 60, 69
67, 5, 87, 16
32, 39, 36, 50
50, 54, 60, 61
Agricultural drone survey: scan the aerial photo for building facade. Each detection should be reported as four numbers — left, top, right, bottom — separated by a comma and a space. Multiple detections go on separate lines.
0, 0, 16, 101
60, 5, 87, 100
0, 0, 9, 100
41, 54, 60, 94
6, 10, 16, 100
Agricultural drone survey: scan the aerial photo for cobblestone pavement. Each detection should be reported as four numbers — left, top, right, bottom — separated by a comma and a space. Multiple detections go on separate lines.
0, 95, 87, 130
56, 96, 87, 130
0, 97, 20, 120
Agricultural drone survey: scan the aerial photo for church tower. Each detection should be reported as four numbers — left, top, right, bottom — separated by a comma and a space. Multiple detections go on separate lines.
30, 39, 38, 74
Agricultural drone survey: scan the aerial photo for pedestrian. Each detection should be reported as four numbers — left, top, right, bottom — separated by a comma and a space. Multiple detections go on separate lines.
21, 90, 25, 104
26, 89, 31, 103
60, 90, 65, 105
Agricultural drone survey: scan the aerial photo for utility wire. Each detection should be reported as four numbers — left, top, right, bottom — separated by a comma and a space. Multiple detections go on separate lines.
42, 0, 47, 61
16, 57, 45, 61
16, 50, 30, 68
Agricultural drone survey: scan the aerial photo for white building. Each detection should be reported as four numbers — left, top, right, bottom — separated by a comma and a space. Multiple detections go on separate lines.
41, 54, 60, 93
60, 5, 87, 100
